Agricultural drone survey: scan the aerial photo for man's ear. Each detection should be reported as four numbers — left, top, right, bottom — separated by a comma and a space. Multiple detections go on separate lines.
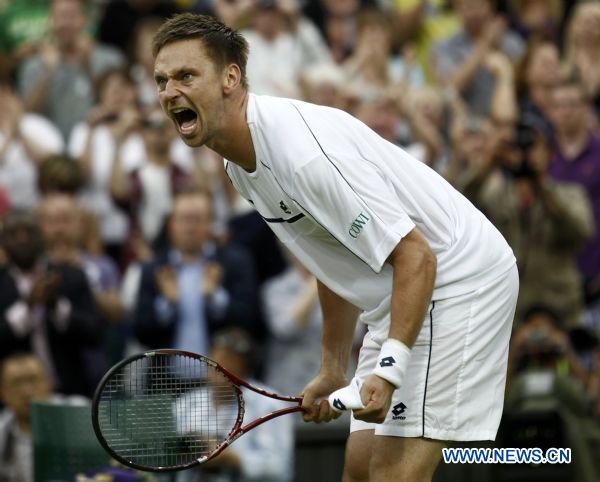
223, 63, 242, 94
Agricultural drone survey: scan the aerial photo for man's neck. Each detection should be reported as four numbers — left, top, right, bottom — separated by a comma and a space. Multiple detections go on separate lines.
207, 92, 256, 172
177, 249, 203, 264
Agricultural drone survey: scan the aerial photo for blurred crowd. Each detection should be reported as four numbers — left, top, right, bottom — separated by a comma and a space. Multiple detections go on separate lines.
1, 0, 600, 481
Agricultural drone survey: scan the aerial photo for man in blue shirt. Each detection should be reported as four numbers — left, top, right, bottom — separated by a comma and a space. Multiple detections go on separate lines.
134, 189, 262, 353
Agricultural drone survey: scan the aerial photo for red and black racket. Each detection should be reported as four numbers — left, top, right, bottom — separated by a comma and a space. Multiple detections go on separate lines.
91, 349, 303, 472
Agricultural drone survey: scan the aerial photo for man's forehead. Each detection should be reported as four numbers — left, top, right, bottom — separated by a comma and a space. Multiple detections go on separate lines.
154, 38, 212, 72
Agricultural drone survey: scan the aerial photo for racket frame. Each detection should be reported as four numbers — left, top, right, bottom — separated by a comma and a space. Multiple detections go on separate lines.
91, 349, 303, 472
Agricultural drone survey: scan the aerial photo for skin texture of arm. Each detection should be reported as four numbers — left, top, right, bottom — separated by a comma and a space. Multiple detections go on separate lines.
300, 280, 359, 422
353, 228, 436, 423
301, 228, 437, 423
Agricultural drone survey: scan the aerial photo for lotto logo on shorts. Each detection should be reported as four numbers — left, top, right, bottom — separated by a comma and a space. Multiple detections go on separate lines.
392, 402, 407, 420
332, 398, 346, 411
379, 356, 396, 367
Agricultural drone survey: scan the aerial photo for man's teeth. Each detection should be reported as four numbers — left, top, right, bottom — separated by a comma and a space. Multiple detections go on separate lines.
172, 108, 188, 114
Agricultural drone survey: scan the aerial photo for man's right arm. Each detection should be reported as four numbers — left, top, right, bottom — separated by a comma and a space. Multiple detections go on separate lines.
317, 280, 359, 373
300, 280, 359, 422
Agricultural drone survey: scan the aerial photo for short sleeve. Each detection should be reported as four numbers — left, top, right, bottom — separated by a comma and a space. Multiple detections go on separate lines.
292, 155, 415, 272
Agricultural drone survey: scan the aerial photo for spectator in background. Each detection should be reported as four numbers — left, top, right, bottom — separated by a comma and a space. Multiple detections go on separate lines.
432, 0, 524, 116
0, 353, 51, 482
197, 327, 294, 482
110, 106, 197, 249
390, 0, 460, 83
302, 0, 365, 63
37, 193, 124, 372
68, 68, 140, 263
378, 84, 447, 170
241, 0, 332, 98
213, 0, 256, 28
343, 8, 424, 100
515, 40, 566, 133
352, 95, 437, 169
569, 325, 600, 417
459, 121, 594, 326
445, 112, 495, 185
506, 0, 563, 43
37, 154, 84, 197
97, 0, 180, 54
300, 62, 348, 110
17, 0, 125, 140
0, 0, 51, 81
0, 84, 64, 210
0, 210, 103, 397
404, 86, 448, 171
548, 80, 600, 305
262, 251, 322, 397
508, 305, 590, 389
563, 2, 600, 120
0, 352, 87, 482
129, 17, 165, 108
504, 304, 600, 482
37, 194, 122, 326
134, 190, 262, 354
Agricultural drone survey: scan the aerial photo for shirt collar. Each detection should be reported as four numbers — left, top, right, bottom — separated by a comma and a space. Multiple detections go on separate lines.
168, 242, 217, 267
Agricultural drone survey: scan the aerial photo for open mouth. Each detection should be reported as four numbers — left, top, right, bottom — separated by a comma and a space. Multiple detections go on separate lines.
171, 107, 198, 137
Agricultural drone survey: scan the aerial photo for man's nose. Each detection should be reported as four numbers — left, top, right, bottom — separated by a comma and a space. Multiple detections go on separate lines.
161, 79, 180, 101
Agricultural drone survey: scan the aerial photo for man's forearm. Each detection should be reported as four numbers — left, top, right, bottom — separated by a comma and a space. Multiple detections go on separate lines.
387, 229, 436, 346
317, 280, 359, 372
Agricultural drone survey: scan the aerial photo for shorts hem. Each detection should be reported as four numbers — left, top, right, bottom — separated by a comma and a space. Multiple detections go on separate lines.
373, 424, 497, 441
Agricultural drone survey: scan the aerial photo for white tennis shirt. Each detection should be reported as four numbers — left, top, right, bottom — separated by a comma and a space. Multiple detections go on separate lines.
226, 94, 515, 337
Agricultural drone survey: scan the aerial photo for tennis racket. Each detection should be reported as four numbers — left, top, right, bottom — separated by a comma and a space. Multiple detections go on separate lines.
91, 349, 303, 472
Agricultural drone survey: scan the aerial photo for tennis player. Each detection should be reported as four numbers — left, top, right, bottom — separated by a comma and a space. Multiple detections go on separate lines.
152, 13, 518, 482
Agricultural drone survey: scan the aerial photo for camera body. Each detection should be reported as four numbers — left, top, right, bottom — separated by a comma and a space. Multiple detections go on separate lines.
503, 122, 540, 179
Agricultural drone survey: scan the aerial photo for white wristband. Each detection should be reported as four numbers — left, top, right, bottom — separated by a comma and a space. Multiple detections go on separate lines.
372, 338, 411, 389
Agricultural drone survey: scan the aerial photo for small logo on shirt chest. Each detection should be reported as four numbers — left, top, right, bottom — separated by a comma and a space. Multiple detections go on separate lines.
348, 212, 370, 239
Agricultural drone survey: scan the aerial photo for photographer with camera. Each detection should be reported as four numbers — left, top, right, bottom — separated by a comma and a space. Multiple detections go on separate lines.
458, 119, 594, 327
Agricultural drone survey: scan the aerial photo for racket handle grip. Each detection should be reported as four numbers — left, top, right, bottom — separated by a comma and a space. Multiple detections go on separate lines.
329, 377, 365, 412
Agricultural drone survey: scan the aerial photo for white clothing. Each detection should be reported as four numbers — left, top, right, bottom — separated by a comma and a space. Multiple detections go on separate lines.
137, 162, 173, 242
351, 265, 519, 440
224, 94, 518, 441
68, 124, 141, 243
244, 19, 332, 98
225, 94, 516, 343
69, 124, 194, 243
0, 114, 64, 209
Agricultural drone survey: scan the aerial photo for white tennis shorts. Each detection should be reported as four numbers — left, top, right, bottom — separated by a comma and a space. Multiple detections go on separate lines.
350, 264, 519, 441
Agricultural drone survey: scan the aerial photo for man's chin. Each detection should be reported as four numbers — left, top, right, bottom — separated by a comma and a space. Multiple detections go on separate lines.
178, 131, 204, 147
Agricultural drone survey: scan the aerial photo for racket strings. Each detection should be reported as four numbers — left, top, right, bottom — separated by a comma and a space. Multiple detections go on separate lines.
97, 354, 240, 469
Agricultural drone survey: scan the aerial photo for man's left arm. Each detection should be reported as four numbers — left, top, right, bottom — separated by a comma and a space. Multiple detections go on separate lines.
353, 228, 436, 423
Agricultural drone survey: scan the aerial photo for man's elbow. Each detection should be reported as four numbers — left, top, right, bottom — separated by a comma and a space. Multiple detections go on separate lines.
388, 230, 437, 277
414, 243, 437, 279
